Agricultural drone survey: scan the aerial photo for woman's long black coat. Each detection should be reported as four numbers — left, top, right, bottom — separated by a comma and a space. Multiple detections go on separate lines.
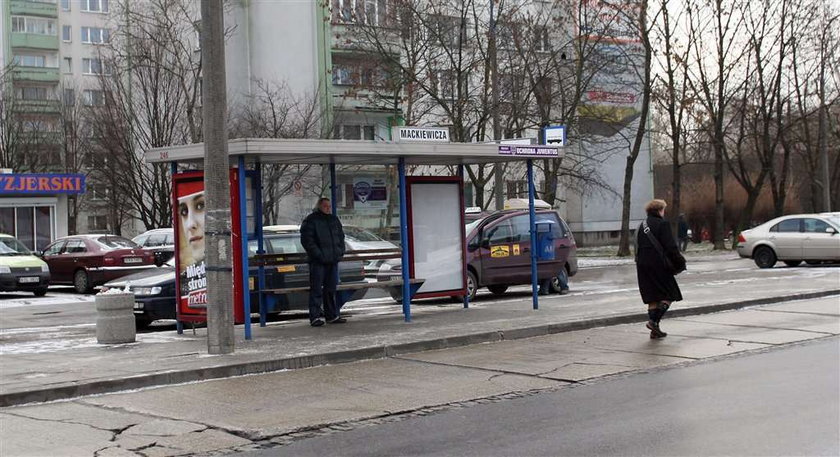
635, 214, 686, 304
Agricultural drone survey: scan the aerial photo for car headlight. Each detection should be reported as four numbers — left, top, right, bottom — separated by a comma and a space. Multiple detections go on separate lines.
133, 286, 162, 296
41, 264, 50, 273
0, 265, 10, 274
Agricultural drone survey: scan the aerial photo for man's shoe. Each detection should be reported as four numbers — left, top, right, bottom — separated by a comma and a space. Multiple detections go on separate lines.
327, 317, 347, 324
311, 318, 325, 327
646, 320, 667, 339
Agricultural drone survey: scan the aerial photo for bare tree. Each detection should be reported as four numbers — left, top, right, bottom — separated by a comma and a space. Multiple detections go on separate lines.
229, 79, 330, 224
687, 0, 748, 249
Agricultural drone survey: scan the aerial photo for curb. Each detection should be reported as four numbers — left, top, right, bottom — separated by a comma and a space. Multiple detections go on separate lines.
2, 289, 837, 408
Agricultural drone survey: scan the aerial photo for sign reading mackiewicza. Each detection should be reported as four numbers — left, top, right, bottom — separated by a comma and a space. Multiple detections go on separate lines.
543, 125, 567, 147
353, 177, 388, 209
498, 145, 559, 157
392, 126, 450, 143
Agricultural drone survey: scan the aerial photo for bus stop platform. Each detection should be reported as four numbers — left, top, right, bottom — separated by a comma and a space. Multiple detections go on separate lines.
1, 259, 838, 407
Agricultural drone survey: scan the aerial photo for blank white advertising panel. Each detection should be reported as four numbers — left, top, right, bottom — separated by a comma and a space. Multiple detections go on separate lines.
409, 181, 465, 295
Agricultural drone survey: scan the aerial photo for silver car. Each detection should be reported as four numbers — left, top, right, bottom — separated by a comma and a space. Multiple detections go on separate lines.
736, 214, 840, 268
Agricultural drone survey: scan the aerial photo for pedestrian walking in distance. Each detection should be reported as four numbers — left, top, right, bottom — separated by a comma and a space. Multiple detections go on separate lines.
636, 199, 686, 339
677, 214, 690, 253
300, 197, 347, 327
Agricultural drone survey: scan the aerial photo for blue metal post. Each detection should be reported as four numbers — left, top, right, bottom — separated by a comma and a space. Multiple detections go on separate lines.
398, 157, 411, 322
238, 156, 252, 339
527, 159, 539, 310
329, 162, 341, 307
457, 164, 469, 309
172, 161, 184, 335
254, 162, 266, 327
329, 163, 338, 214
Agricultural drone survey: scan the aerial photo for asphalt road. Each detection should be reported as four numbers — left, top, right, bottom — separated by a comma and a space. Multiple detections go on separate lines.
247, 337, 840, 457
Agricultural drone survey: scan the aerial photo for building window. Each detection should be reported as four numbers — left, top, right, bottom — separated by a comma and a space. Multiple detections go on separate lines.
10, 16, 57, 35
64, 88, 75, 106
12, 55, 46, 68
332, 58, 387, 88
61, 0, 70, 11
87, 215, 109, 231
82, 89, 105, 106
81, 0, 109, 13
16, 86, 50, 101
88, 183, 109, 201
506, 180, 527, 199
533, 25, 550, 52
63, 57, 72, 73
81, 27, 109, 44
62, 25, 71, 42
82, 58, 110, 75
430, 15, 464, 48
333, 125, 376, 140
332, 0, 389, 26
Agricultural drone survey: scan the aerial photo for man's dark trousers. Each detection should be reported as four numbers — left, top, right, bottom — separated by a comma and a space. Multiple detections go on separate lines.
309, 262, 338, 323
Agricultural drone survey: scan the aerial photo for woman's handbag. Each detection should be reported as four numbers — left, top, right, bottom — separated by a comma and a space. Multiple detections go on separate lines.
642, 220, 686, 275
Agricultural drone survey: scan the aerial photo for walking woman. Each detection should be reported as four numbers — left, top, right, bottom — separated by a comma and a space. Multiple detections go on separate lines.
636, 199, 686, 339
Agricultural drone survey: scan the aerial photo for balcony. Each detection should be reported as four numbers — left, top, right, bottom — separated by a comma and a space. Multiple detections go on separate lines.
14, 99, 61, 114
10, 0, 58, 18
11, 66, 60, 83
10, 33, 59, 51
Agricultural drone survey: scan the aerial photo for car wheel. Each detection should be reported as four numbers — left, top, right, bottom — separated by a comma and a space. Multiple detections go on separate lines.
389, 290, 403, 303
753, 246, 777, 269
550, 267, 569, 294
135, 318, 153, 330
487, 285, 508, 295
783, 260, 802, 267
33, 287, 48, 297
73, 269, 92, 294
450, 271, 478, 302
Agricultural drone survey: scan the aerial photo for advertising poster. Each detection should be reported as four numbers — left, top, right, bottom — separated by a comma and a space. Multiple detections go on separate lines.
174, 178, 207, 312
353, 177, 388, 209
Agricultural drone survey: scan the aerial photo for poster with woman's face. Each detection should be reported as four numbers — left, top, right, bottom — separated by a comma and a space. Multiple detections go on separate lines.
175, 179, 207, 309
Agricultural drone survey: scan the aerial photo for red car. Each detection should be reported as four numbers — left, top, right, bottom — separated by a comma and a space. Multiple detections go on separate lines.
40, 235, 157, 293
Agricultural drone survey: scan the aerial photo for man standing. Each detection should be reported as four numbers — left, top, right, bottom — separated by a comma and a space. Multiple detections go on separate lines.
300, 197, 346, 326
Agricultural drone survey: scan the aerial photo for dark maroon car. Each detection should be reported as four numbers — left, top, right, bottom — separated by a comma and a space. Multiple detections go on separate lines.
40, 235, 157, 293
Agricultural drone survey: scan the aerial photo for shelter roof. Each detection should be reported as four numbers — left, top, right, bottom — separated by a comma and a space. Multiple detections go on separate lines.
145, 138, 562, 166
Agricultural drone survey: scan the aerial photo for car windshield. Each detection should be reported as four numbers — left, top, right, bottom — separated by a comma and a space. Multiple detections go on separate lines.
0, 237, 31, 256
96, 236, 139, 250
345, 227, 384, 242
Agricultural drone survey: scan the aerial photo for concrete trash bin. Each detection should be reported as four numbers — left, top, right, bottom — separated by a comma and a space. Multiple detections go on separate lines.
96, 293, 136, 344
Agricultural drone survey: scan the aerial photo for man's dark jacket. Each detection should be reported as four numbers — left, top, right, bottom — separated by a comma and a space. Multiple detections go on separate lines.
300, 210, 345, 264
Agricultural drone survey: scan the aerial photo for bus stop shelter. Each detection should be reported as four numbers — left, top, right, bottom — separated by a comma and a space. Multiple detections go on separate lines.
147, 138, 563, 340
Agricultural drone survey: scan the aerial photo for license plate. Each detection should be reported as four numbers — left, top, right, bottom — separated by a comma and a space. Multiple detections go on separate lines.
18, 277, 39, 283
134, 302, 144, 310
124, 257, 143, 264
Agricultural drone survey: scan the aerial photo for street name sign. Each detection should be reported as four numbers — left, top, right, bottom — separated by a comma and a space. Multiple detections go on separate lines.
392, 126, 450, 143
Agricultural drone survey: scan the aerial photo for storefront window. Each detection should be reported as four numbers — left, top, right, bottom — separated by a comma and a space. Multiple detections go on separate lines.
16, 208, 34, 250
0, 208, 14, 234
36, 206, 52, 251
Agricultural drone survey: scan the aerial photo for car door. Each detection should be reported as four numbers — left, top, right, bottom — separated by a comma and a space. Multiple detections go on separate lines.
478, 218, 518, 285
62, 239, 90, 274
802, 218, 840, 260
768, 218, 803, 259
509, 212, 568, 282
41, 240, 67, 281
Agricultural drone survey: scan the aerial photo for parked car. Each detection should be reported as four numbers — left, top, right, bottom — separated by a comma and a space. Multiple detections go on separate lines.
103, 227, 366, 328
132, 228, 175, 266
0, 234, 50, 296
377, 208, 579, 301
343, 226, 399, 278
40, 235, 157, 293
736, 214, 840, 268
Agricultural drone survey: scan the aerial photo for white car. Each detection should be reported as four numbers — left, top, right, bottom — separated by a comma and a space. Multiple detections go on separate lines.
343, 226, 399, 278
736, 214, 840, 268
